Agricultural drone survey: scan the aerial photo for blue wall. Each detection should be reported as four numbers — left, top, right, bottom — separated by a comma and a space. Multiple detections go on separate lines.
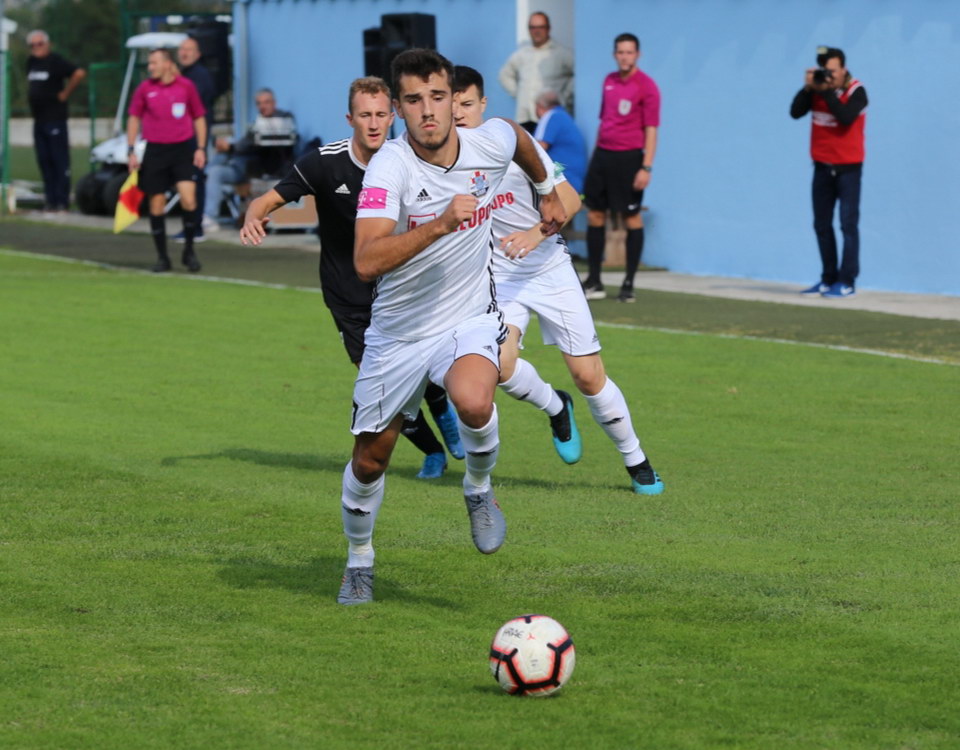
574, 0, 960, 295
240, 0, 515, 145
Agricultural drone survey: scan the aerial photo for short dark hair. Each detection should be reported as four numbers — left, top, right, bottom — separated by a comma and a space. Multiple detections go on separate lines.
391, 48, 454, 99
817, 46, 845, 67
614, 33, 640, 51
529, 11, 550, 27
149, 48, 174, 63
452, 65, 484, 99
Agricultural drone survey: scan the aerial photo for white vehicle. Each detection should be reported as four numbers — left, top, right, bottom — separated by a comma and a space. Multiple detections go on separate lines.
75, 32, 187, 215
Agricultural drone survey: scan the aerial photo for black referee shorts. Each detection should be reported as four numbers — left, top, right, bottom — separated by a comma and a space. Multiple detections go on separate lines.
327, 304, 372, 365
583, 147, 644, 216
140, 140, 196, 196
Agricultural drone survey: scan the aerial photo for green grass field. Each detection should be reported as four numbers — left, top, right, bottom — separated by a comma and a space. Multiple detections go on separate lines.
7, 145, 92, 183
2, 250, 958, 749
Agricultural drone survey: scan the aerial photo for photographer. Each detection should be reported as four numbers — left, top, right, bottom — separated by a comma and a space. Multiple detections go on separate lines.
790, 46, 868, 299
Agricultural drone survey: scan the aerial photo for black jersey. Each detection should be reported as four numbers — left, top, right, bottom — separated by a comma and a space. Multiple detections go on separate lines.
274, 139, 374, 310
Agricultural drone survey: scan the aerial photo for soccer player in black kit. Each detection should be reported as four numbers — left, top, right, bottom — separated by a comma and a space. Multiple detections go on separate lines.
240, 77, 463, 478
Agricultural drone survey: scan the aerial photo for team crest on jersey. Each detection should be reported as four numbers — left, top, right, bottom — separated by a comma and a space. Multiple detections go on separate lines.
618, 99, 632, 116
469, 170, 490, 197
172, 102, 186, 119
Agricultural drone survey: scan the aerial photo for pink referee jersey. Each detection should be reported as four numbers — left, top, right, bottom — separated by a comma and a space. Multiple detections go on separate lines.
128, 75, 205, 144
596, 69, 660, 151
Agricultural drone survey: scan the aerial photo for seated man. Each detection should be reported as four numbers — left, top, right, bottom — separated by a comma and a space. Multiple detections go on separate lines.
204, 88, 298, 227
532, 89, 587, 193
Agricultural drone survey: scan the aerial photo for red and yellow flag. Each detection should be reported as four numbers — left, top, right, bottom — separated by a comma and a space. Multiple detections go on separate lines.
113, 171, 145, 234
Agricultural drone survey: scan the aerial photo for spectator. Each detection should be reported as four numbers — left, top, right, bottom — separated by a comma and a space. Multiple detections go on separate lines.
25, 30, 85, 212
498, 12, 574, 131
532, 89, 587, 193
176, 36, 217, 239
581, 32, 660, 303
204, 88, 298, 226
791, 46, 867, 299
126, 48, 207, 273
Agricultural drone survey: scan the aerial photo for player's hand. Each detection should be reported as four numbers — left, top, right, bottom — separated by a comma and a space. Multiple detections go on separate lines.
804, 68, 817, 89
215, 137, 231, 152
438, 194, 477, 233
193, 148, 206, 170
127, 153, 139, 173
537, 190, 566, 236
240, 215, 271, 246
500, 228, 544, 259
633, 169, 651, 192
57, 91, 68, 103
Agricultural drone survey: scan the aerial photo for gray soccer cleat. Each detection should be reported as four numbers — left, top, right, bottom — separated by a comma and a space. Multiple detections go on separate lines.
337, 565, 374, 605
464, 488, 506, 554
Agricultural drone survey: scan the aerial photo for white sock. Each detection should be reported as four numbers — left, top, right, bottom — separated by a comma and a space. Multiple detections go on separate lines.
341, 461, 385, 568
583, 377, 646, 467
458, 405, 500, 492
499, 359, 563, 416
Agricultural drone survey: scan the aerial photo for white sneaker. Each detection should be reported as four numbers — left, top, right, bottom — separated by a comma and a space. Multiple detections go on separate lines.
201, 215, 220, 232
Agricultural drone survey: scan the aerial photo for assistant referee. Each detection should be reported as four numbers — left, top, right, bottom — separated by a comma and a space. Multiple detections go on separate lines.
127, 48, 207, 273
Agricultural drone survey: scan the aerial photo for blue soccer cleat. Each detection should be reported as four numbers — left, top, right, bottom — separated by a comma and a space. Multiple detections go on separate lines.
416, 451, 447, 479
434, 402, 465, 460
550, 390, 582, 464
628, 460, 664, 495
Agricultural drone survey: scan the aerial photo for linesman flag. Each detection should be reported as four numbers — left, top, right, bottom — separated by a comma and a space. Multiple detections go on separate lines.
113, 171, 145, 234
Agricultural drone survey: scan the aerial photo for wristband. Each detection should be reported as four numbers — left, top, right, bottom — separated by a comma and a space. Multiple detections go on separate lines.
127, 145, 135, 155
640, 165, 653, 173
533, 176, 554, 195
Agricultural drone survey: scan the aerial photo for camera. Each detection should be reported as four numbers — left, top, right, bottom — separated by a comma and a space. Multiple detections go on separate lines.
812, 68, 832, 85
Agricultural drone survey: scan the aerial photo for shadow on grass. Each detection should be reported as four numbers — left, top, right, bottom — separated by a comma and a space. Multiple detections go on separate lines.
217, 554, 462, 609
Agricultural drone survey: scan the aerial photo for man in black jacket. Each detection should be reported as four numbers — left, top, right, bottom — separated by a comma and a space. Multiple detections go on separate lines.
177, 36, 216, 239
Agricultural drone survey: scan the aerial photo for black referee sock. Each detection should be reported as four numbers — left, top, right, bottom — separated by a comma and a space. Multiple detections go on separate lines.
182, 210, 198, 256
624, 227, 645, 288
401, 409, 445, 456
149, 215, 168, 260
424, 382, 450, 419
586, 225, 605, 284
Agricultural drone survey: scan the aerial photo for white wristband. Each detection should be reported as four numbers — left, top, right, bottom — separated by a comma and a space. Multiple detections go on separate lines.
533, 176, 555, 195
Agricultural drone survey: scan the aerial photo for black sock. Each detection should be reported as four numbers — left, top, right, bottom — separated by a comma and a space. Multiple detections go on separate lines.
424, 383, 449, 419
586, 226, 605, 284
182, 210, 197, 257
401, 410, 445, 456
624, 227, 645, 287
149, 215, 168, 259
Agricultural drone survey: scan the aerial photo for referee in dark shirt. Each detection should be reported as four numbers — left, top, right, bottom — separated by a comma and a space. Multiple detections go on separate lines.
25, 30, 86, 211
239, 77, 464, 479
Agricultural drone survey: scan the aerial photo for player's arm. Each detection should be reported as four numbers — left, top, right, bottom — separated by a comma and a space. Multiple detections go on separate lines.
354, 194, 477, 281
126, 115, 141, 172
193, 116, 207, 169
59, 67, 86, 102
500, 180, 582, 259
500, 119, 567, 235
633, 126, 657, 191
240, 189, 288, 246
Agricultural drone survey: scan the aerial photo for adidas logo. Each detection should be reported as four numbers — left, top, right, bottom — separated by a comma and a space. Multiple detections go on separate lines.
335, 184, 350, 195
416, 188, 430, 201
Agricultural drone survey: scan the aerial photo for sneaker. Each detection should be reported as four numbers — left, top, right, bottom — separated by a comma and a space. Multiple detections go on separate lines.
464, 488, 506, 554
434, 402, 465, 460
181, 250, 202, 273
152, 257, 172, 273
628, 460, 664, 495
337, 565, 374, 605
549, 390, 582, 465
617, 284, 636, 303
582, 281, 607, 300
201, 215, 220, 233
174, 228, 205, 244
822, 282, 856, 298
417, 451, 447, 479
800, 281, 830, 295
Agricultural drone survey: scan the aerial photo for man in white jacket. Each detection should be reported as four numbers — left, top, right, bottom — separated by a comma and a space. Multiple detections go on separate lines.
498, 11, 574, 130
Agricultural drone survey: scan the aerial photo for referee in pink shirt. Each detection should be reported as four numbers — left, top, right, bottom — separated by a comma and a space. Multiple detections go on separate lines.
582, 33, 660, 303
126, 48, 207, 273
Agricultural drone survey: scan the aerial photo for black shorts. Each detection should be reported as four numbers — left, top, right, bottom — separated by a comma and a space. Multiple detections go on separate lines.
583, 147, 644, 215
140, 140, 196, 196
327, 304, 372, 365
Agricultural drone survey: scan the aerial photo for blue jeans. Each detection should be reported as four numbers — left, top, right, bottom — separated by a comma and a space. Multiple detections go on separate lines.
34, 119, 71, 209
812, 162, 862, 287
204, 153, 245, 219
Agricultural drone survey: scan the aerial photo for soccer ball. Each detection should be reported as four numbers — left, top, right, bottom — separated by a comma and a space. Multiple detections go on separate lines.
489, 614, 576, 696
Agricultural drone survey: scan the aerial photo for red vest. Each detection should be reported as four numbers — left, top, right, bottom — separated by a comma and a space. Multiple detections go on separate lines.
810, 78, 865, 164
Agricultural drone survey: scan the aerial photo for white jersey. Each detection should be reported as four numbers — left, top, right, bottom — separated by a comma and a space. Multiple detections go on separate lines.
490, 141, 570, 280
357, 118, 518, 340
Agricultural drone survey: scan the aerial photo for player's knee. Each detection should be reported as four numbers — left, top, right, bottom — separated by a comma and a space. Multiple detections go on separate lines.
456, 398, 494, 429
352, 451, 388, 483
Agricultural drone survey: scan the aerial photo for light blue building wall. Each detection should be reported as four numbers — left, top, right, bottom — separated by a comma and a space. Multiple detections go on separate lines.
235, 0, 960, 295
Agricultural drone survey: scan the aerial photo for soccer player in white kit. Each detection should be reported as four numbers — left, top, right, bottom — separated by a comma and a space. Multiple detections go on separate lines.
337, 50, 567, 605
452, 66, 664, 496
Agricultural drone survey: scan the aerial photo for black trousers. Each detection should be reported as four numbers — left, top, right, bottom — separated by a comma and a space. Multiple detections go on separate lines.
33, 119, 71, 209
812, 162, 862, 287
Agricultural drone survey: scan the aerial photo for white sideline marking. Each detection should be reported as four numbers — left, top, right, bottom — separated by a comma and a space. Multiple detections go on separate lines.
3, 248, 955, 368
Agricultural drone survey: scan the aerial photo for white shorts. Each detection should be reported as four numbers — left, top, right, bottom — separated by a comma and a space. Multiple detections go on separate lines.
496, 260, 601, 356
350, 311, 505, 435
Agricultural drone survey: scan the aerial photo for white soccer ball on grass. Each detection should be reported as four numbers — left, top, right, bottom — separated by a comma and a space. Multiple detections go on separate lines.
489, 614, 576, 696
